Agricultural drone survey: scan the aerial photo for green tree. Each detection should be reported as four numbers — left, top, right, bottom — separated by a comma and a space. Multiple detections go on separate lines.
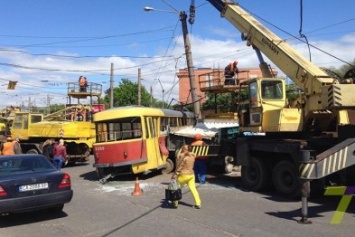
286, 83, 302, 104
201, 92, 235, 112
103, 79, 167, 107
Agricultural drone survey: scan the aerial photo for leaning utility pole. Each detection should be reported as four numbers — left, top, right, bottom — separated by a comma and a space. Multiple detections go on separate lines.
180, 11, 201, 119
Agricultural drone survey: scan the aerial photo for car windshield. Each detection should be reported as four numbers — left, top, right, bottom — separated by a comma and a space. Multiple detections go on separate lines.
0, 155, 56, 176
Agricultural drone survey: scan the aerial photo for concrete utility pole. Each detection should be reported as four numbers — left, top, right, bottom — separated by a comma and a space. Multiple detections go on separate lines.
138, 68, 141, 106
180, 11, 201, 119
46, 94, 52, 115
110, 63, 114, 108
144, 5, 201, 119
28, 97, 31, 112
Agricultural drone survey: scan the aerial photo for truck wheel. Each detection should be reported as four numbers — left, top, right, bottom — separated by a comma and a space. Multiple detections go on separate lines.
161, 159, 174, 174
241, 157, 271, 191
27, 149, 38, 154
272, 160, 300, 198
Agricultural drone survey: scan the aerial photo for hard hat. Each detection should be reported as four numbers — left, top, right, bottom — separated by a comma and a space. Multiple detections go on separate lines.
194, 134, 202, 141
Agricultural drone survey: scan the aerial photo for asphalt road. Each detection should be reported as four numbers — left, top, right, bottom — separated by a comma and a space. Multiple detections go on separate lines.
1, 156, 354, 237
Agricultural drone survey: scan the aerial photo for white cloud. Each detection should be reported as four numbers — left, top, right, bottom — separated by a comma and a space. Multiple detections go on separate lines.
0, 33, 354, 109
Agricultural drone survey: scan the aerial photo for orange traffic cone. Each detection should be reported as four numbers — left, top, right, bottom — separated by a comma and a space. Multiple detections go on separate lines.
132, 177, 143, 196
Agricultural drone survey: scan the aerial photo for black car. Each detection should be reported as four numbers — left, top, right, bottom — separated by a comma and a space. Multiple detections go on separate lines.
0, 154, 73, 215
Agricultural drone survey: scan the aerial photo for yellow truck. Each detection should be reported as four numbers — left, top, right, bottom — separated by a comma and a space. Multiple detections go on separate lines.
8, 82, 104, 164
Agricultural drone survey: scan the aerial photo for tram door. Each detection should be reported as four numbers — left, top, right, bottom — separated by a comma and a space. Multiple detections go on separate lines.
145, 116, 162, 169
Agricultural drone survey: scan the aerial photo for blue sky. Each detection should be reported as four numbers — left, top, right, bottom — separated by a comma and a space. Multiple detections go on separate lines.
0, 0, 354, 108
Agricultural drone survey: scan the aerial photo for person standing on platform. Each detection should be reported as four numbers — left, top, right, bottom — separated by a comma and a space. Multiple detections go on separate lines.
224, 60, 239, 85
78, 76, 88, 92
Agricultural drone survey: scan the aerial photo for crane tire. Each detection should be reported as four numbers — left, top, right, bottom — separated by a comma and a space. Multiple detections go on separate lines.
272, 160, 300, 198
241, 157, 271, 191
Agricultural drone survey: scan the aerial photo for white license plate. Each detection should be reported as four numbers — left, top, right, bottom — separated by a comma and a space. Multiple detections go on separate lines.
19, 183, 49, 192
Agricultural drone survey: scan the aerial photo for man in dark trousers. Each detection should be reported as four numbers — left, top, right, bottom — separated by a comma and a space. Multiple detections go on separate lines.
191, 134, 208, 184
224, 60, 239, 85
78, 76, 88, 92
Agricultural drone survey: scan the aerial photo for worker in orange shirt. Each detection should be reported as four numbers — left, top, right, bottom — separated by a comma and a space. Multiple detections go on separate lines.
191, 134, 208, 184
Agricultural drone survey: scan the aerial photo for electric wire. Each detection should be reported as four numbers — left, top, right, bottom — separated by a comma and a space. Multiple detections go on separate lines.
241, 5, 355, 67
298, 0, 312, 62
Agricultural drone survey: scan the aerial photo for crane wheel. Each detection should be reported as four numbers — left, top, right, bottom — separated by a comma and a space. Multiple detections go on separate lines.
272, 160, 300, 198
241, 157, 271, 191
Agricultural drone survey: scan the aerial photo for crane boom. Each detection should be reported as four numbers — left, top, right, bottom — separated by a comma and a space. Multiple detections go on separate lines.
207, 0, 335, 96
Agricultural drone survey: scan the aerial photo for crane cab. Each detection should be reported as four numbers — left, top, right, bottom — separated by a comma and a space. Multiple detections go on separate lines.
237, 78, 303, 133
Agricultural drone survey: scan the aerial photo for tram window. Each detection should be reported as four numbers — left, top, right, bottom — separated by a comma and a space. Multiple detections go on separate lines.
96, 123, 108, 142
121, 123, 132, 139
145, 117, 157, 139
132, 123, 142, 138
95, 116, 142, 142
170, 117, 177, 127
177, 118, 182, 127
161, 117, 168, 132
107, 123, 119, 141
145, 118, 149, 139
152, 117, 157, 138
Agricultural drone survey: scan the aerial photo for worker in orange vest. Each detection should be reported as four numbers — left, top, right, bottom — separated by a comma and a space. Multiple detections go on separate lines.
191, 134, 208, 184
1, 136, 22, 155
78, 76, 88, 92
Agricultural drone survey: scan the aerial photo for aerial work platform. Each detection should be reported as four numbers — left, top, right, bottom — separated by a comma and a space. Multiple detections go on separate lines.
67, 82, 102, 100
198, 70, 250, 93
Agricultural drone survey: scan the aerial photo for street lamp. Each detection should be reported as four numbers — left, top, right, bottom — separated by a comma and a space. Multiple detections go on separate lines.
143, 6, 176, 14
144, 5, 201, 119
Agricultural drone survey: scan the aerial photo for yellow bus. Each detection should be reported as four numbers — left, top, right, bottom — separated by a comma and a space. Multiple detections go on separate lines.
92, 106, 195, 182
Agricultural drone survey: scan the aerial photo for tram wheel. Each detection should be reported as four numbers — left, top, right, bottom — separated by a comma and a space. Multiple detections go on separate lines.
161, 159, 174, 174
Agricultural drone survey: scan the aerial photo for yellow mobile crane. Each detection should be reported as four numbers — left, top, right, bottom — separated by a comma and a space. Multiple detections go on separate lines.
205, 0, 355, 218
9, 82, 104, 164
